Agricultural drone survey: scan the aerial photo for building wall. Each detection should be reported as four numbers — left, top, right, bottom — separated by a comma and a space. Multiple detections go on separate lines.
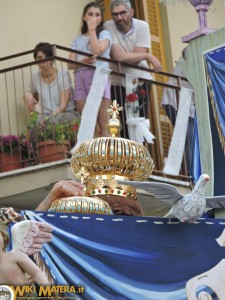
0, 0, 90, 135
0, 0, 224, 135
1, 0, 224, 68
164, 1, 225, 69
0, 0, 90, 58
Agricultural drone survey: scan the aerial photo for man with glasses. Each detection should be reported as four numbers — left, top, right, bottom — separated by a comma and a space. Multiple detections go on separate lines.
104, 0, 162, 137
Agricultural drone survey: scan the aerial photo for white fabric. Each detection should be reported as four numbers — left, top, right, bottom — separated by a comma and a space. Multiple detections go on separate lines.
126, 118, 155, 144
104, 19, 152, 86
163, 87, 193, 175
71, 67, 111, 152
125, 74, 154, 144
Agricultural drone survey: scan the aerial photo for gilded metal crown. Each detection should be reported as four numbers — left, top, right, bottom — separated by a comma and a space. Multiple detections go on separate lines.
49, 196, 113, 215
70, 100, 154, 199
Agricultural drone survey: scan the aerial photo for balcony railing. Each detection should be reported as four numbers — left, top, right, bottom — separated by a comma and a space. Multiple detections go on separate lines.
0, 44, 191, 182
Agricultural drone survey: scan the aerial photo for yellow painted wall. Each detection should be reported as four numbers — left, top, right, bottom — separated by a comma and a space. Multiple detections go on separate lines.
164, 1, 225, 68
0, 0, 224, 135
0, 0, 90, 135
1, 0, 224, 70
0, 0, 90, 58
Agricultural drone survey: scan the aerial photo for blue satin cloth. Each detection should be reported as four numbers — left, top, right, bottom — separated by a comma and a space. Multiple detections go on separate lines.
22, 210, 225, 300
204, 49, 225, 138
204, 46, 225, 196
191, 115, 201, 183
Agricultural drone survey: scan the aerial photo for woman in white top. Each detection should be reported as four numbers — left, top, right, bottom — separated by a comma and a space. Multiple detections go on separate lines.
25, 42, 75, 120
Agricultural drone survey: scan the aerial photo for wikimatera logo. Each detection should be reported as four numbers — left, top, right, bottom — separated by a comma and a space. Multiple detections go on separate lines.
0, 285, 14, 300
0, 285, 85, 299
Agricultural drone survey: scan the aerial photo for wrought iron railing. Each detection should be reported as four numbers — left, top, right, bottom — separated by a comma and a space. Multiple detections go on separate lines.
0, 44, 191, 181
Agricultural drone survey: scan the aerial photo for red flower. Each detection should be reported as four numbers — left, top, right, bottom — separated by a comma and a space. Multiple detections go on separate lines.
71, 124, 79, 131
126, 93, 138, 103
139, 88, 147, 96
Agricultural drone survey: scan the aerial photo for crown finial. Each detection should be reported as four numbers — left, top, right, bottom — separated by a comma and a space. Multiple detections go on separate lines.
107, 100, 123, 137
107, 100, 123, 119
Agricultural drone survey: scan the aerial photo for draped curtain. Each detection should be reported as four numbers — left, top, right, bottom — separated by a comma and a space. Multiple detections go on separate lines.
23, 210, 225, 300
203, 45, 225, 196
191, 115, 202, 183
204, 46, 225, 153
181, 27, 225, 197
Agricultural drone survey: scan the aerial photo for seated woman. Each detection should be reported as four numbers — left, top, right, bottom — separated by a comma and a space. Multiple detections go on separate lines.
25, 42, 80, 151
25, 42, 76, 120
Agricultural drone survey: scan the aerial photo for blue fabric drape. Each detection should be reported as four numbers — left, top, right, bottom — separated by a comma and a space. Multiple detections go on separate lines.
23, 211, 225, 300
204, 47, 225, 148
204, 46, 225, 196
191, 115, 201, 183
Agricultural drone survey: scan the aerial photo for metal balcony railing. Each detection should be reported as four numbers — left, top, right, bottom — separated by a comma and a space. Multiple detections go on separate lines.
0, 44, 192, 182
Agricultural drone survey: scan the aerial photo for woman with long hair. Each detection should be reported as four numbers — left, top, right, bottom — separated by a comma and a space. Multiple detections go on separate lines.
68, 2, 112, 137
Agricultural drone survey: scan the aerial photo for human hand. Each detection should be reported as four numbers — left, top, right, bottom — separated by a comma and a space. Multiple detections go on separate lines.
86, 17, 97, 31
25, 93, 38, 112
52, 107, 60, 115
150, 56, 162, 73
36, 180, 85, 211
82, 55, 97, 65
50, 180, 85, 201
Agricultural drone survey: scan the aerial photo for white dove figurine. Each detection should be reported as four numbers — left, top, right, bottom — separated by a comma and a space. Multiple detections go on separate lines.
163, 174, 209, 222
118, 174, 225, 223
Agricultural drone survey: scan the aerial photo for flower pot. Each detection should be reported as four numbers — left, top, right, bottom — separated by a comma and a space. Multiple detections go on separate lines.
37, 140, 70, 163
0, 152, 23, 172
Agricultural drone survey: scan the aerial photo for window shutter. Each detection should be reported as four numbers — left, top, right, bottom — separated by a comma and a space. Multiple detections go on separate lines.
96, 0, 111, 21
146, 0, 172, 165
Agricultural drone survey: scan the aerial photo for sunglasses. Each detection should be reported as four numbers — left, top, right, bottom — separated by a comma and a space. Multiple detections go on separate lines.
111, 10, 128, 18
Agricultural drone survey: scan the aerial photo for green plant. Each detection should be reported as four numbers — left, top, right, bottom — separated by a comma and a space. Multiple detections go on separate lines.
28, 112, 80, 145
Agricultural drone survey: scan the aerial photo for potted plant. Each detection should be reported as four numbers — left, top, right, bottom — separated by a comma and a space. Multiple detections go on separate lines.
28, 112, 80, 163
0, 134, 30, 172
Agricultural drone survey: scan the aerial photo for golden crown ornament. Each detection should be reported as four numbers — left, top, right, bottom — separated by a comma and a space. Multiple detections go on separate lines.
48, 196, 113, 215
49, 100, 154, 214
71, 101, 154, 197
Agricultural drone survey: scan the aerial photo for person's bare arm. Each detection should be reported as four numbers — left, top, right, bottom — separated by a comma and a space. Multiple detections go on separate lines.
89, 30, 110, 56
52, 88, 71, 114
68, 51, 97, 71
25, 92, 38, 112
68, 52, 77, 70
17, 252, 50, 286
86, 16, 110, 56
111, 44, 162, 72
36, 180, 85, 211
